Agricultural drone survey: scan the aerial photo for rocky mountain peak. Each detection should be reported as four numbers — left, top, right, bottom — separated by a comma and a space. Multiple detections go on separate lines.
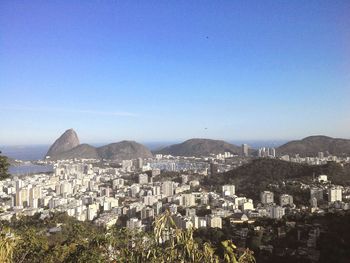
46, 129, 80, 158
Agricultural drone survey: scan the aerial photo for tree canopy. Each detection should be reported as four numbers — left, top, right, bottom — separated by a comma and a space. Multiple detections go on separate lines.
0, 211, 255, 263
0, 151, 10, 181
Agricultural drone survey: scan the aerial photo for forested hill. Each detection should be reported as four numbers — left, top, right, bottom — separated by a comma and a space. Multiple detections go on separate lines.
277, 135, 350, 157
203, 158, 350, 201
156, 138, 241, 156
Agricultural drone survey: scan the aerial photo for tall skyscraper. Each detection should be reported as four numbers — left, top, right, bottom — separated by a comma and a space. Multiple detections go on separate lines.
161, 181, 174, 197
15, 188, 29, 207
29, 185, 42, 208
210, 162, 218, 177
15, 179, 23, 191
136, 158, 143, 169
242, 144, 249, 157
270, 148, 276, 158
169, 162, 176, 172
328, 186, 342, 202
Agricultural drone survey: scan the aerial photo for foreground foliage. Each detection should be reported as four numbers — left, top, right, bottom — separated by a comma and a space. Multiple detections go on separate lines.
0, 211, 255, 263
0, 151, 10, 180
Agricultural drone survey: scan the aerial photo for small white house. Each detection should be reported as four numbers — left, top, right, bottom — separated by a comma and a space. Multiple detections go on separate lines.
317, 174, 328, 183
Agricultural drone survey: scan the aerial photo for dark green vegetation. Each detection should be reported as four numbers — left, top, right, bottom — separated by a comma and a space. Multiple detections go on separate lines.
277, 135, 350, 157
0, 151, 10, 180
194, 211, 350, 263
1, 213, 104, 262
255, 211, 350, 263
153, 171, 182, 183
316, 211, 350, 263
0, 211, 255, 263
204, 158, 350, 203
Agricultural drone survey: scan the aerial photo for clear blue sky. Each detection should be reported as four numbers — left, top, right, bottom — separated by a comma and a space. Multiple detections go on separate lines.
1, 1, 349, 145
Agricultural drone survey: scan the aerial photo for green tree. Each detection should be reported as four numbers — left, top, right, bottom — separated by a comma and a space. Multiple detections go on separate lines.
0, 151, 10, 180
13, 227, 49, 263
2, 210, 256, 262
0, 228, 18, 263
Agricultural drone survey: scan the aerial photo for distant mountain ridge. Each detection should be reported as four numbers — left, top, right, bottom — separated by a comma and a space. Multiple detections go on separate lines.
97, 141, 153, 160
277, 135, 350, 156
45, 129, 153, 160
156, 138, 241, 156
45, 133, 350, 160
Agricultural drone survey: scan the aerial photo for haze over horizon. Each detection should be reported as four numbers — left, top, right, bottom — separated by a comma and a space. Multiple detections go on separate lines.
1, 1, 349, 145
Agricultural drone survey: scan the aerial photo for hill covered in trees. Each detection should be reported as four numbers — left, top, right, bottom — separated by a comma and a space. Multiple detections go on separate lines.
204, 158, 350, 202
277, 135, 350, 157
156, 138, 241, 157
0, 152, 10, 180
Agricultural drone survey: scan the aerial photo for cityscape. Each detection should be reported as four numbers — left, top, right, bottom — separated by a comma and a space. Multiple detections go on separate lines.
1, 130, 350, 262
1, 1, 350, 263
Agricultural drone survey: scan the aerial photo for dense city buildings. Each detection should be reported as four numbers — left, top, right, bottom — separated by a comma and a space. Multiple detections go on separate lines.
258, 147, 276, 158
2, 147, 350, 263
3, 147, 350, 229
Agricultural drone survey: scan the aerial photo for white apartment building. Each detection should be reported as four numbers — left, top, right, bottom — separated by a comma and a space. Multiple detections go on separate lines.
162, 181, 174, 197
328, 186, 342, 202
222, 184, 235, 196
